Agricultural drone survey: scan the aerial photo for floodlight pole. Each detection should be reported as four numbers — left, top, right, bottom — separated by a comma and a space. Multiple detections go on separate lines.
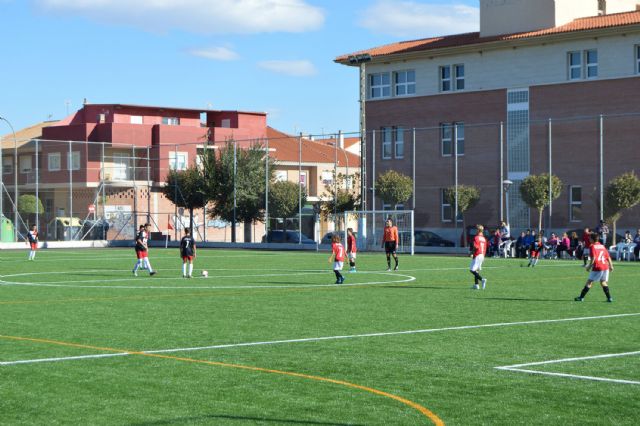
348, 54, 371, 211
503, 179, 513, 228
0, 116, 18, 240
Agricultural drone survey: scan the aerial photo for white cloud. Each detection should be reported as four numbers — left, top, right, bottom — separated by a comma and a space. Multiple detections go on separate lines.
258, 60, 317, 77
34, 0, 325, 34
359, 1, 479, 38
188, 46, 240, 61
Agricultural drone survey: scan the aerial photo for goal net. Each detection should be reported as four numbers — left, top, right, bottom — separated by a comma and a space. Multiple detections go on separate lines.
342, 210, 414, 255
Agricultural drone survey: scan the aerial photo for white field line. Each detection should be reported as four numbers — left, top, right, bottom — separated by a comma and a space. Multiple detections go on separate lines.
2, 312, 638, 367
495, 351, 640, 385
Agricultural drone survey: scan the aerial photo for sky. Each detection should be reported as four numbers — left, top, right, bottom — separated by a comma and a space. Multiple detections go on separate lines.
0, 0, 479, 138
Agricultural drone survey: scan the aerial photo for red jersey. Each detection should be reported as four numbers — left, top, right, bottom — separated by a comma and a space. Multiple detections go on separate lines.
589, 243, 611, 271
383, 226, 399, 244
582, 232, 592, 249
473, 235, 487, 257
332, 242, 345, 261
347, 234, 357, 253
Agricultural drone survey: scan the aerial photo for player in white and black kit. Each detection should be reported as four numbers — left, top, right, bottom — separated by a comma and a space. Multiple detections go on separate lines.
180, 227, 196, 278
132, 223, 156, 276
26, 225, 39, 260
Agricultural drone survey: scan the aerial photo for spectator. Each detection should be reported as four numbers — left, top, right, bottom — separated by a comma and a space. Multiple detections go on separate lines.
616, 230, 633, 261
547, 232, 559, 258
490, 228, 502, 257
570, 231, 580, 259
499, 221, 511, 240
596, 220, 610, 247
557, 232, 571, 259
523, 229, 534, 258
634, 229, 640, 261
515, 231, 527, 258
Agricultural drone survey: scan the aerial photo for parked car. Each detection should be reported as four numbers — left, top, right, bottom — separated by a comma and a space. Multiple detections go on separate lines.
320, 231, 358, 245
262, 230, 315, 244
414, 230, 455, 247
465, 225, 492, 247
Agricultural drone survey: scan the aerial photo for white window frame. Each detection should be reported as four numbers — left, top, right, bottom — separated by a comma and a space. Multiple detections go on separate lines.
439, 65, 451, 92
274, 170, 288, 182
394, 127, 404, 159
112, 152, 129, 180
48, 152, 61, 171
169, 151, 188, 171
67, 151, 80, 171
570, 186, 582, 222
441, 189, 453, 222
441, 123, 452, 156
299, 170, 307, 192
381, 127, 393, 160
369, 72, 391, 99
568, 51, 582, 80
20, 155, 32, 174
394, 70, 415, 96
321, 171, 333, 185
454, 64, 465, 90
585, 49, 598, 79
455, 123, 465, 156
130, 115, 143, 124
162, 117, 180, 126
2, 156, 12, 174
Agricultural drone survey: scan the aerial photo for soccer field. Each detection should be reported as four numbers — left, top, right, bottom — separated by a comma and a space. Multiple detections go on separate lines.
1, 248, 638, 425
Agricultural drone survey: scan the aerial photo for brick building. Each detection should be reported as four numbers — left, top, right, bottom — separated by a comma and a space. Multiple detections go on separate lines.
336, 0, 640, 238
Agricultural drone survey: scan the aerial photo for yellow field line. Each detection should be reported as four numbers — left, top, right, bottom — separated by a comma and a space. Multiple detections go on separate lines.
0, 334, 444, 425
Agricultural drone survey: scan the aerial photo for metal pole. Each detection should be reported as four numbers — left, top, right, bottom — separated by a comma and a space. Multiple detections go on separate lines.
101, 143, 106, 229
299, 132, 303, 244
146, 146, 151, 223
0, 120, 3, 225
174, 144, 178, 241
265, 137, 269, 238
454, 124, 459, 247
68, 140, 73, 239
333, 132, 337, 226
500, 122, 504, 222
599, 114, 604, 221
0, 117, 18, 240
412, 128, 416, 210
35, 139, 39, 230
372, 130, 376, 210
548, 118, 552, 230
233, 139, 237, 243
359, 61, 367, 211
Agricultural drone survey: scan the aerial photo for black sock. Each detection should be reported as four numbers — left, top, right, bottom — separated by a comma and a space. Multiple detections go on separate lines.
334, 270, 341, 280
603, 286, 611, 299
394, 258, 398, 267
471, 270, 482, 284
579, 286, 590, 299
387, 257, 391, 268
349, 261, 355, 267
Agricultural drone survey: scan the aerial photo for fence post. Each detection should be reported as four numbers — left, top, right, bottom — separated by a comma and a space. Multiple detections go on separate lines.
35, 139, 39, 231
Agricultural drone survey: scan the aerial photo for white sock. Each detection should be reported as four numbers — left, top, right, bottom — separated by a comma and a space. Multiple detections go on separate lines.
144, 258, 153, 272
133, 260, 141, 272
182, 263, 187, 276
188, 264, 193, 276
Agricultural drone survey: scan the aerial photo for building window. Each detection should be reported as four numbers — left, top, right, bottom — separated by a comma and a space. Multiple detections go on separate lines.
394, 70, 415, 96
441, 123, 464, 156
395, 127, 404, 159
570, 186, 582, 222
441, 189, 452, 222
568, 51, 582, 80
586, 50, 598, 78
381, 127, 393, 159
20, 156, 32, 173
454, 64, 465, 90
67, 151, 80, 171
111, 152, 129, 180
169, 152, 188, 171
321, 171, 333, 185
48, 153, 61, 171
221, 119, 231, 128
162, 117, 180, 125
130, 115, 143, 124
3, 156, 13, 174
299, 171, 307, 192
97, 113, 106, 123
440, 66, 451, 92
275, 170, 288, 182
369, 72, 391, 99
636, 45, 640, 74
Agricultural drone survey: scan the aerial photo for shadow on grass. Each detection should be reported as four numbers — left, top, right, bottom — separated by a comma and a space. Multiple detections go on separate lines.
472, 296, 570, 302
132, 414, 364, 426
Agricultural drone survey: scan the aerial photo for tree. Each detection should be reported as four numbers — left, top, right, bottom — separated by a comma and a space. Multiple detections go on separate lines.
201, 140, 273, 242
269, 180, 307, 234
604, 172, 640, 244
519, 173, 562, 233
162, 165, 207, 233
320, 172, 361, 226
444, 185, 480, 246
17, 194, 44, 228
375, 170, 413, 208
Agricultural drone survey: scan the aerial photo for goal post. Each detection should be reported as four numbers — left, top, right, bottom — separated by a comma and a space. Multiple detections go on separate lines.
343, 210, 414, 255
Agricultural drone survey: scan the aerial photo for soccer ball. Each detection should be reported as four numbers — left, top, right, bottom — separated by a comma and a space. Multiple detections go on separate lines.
201, 270, 208, 277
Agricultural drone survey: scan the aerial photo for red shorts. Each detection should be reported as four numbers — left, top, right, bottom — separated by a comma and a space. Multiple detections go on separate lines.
136, 250, 148, 259
530, 250, 540, 258
30, 243, 38, 250
182, 256, 194, 262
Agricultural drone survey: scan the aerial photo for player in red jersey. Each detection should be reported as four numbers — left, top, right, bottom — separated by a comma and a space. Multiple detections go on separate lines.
381, 218, 399, 271
581, 227, 592, 266
180, 227, 196, 278
470, 224, 488, 290
575, 232, 614, 302
329, 234, 345, 284
26, 225, 39, 260
346, 228, 357, 272
132, 223, 156, 277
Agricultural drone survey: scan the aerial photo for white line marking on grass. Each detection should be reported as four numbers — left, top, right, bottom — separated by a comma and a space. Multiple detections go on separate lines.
495, 351, 640, 385
3, 313, 638, 367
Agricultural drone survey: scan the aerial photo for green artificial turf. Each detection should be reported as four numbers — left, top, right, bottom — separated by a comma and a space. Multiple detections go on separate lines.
0, 248, 638, 425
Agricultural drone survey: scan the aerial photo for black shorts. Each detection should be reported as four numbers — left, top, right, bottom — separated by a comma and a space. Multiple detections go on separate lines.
384, 241, 397, 254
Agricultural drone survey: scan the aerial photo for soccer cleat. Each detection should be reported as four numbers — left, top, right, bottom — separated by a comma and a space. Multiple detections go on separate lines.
481, 278, 487, 290
394, 265, 398, 271
386, 268, 391, 272
335, 279, 341, 284
472, 284, 480, 290
188, 275, 193, 279
574, 297, 584, 302
132, 270, 137, 277
607, 297, 613, 303
339, 277, 345, 284
150, 271, 157, 276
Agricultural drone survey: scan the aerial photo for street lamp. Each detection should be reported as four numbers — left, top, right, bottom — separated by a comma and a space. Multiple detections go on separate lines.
503, 179, 513, 227
0, 116, 18, 241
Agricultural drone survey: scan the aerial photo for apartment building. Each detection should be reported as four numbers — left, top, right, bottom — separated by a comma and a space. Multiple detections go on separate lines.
336, 0, 640, 235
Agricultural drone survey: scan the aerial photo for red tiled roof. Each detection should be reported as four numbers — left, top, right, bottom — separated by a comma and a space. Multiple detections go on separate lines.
315, 135, 361, 151
336, 11, 640, 63
266, 127, 360, 167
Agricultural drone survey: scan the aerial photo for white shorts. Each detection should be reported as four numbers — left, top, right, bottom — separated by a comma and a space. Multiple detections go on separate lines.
333, 261, 344, 271
588, 270, 609, 282
470, 255, 484, 272
348, 252, 356, 261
